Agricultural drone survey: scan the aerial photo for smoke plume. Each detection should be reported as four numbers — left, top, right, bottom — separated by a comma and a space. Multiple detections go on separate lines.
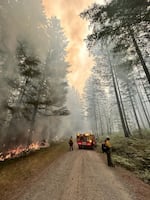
43, 0, 105, 94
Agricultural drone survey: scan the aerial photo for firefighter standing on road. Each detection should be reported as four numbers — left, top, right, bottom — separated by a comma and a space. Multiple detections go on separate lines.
105, 136, 114, 167
69, 136, 73, 151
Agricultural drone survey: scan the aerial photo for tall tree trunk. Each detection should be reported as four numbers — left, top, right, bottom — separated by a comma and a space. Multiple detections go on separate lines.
4, 77, 30, 149
103, 107, 111, 135
129, 27, 150, 84
28, 81, 42, 145
106, 49, 129, 137
106, 44, 129, 137
94, 110, 98, 137
134, 78, 150, 128
137, 66, 150, 102
17, 77, 30, 104
140, 78, 150, 102
114, 68, 131, 136
133, 95, 146, 129
28, 104, 38, 145
96, 97, 104, 136
127, 83, 142, 136
108, 116, 112, 135
93, 99, 98, 137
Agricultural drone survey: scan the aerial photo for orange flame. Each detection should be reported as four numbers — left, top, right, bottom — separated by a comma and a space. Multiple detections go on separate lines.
0, 141, 49, 162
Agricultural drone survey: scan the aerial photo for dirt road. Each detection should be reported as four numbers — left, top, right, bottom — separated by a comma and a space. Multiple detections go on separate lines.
14, 147, 139, 200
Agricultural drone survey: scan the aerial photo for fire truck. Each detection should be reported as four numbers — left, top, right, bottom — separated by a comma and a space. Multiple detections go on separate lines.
76, 132, 97, 149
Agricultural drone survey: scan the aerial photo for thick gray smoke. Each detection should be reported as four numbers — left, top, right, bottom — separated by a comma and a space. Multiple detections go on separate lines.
0, 0, 70, 150
0, 0, 49, 60
56, 88, 92, 140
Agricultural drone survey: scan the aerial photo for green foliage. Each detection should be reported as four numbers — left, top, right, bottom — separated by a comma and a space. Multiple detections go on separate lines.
137, 169, 150, 184
110, 133, 150, 183
80, 0, 149, 53
113, 155, 136, 170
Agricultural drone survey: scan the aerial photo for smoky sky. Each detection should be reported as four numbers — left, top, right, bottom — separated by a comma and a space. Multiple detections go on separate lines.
43, 0, 105, 94
0, 0, 50, 61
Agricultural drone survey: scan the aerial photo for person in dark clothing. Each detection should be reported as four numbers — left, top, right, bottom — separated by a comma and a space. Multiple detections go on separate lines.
69, 136, 73, 151
105, 136, 114, 167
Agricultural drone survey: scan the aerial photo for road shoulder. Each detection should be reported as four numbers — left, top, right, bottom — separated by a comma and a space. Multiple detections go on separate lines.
100, 152, 150, 200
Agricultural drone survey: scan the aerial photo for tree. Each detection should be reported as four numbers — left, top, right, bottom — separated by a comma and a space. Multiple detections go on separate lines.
80, 0, 150, 83
0, 1, 70, 150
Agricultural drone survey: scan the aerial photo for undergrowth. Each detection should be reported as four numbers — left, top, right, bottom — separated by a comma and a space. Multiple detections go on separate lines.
99, 131, 150, 184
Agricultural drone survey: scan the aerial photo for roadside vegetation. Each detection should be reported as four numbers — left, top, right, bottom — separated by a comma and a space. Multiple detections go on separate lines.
99, 132, 150, 184
0, 142, 68, 200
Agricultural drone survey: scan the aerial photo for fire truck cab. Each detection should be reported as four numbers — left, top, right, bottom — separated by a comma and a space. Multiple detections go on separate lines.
76, 132, 97, 149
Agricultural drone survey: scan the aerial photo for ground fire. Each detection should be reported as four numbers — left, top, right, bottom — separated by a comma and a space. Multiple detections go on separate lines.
0, 140, 49, 162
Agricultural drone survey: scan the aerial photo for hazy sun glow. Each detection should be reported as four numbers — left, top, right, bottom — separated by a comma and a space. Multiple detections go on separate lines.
43, 0, 105, 95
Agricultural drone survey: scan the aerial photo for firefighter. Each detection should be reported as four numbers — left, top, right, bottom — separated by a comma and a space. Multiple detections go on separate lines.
105, 136, 114, 167
101, 139, 107, 153
69, 136, 73, 151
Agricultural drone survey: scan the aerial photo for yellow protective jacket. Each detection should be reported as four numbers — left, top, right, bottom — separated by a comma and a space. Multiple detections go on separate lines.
105, 140, 112, 148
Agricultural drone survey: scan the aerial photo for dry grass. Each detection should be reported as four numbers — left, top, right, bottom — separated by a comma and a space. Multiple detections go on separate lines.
0, 142, 68, 200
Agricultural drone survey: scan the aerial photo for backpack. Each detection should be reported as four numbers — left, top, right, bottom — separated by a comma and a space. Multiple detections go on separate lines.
102, 143, 108, 152
69, 139, 73, 145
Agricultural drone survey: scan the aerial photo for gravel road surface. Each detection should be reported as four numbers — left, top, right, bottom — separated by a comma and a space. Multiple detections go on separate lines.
16, 148, 136, 200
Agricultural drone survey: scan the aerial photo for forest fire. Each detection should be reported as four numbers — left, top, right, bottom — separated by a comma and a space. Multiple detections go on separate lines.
0, 141, 49, 162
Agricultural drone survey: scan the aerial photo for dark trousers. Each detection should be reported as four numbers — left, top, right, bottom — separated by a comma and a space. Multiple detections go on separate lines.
69, 145, 73, 151
106, 150, 113, 166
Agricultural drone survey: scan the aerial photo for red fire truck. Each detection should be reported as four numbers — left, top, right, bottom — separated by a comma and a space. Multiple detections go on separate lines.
76, 132, 97, 149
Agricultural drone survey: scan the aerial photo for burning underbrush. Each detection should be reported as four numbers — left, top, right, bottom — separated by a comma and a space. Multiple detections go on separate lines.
0, 140, 49, 162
